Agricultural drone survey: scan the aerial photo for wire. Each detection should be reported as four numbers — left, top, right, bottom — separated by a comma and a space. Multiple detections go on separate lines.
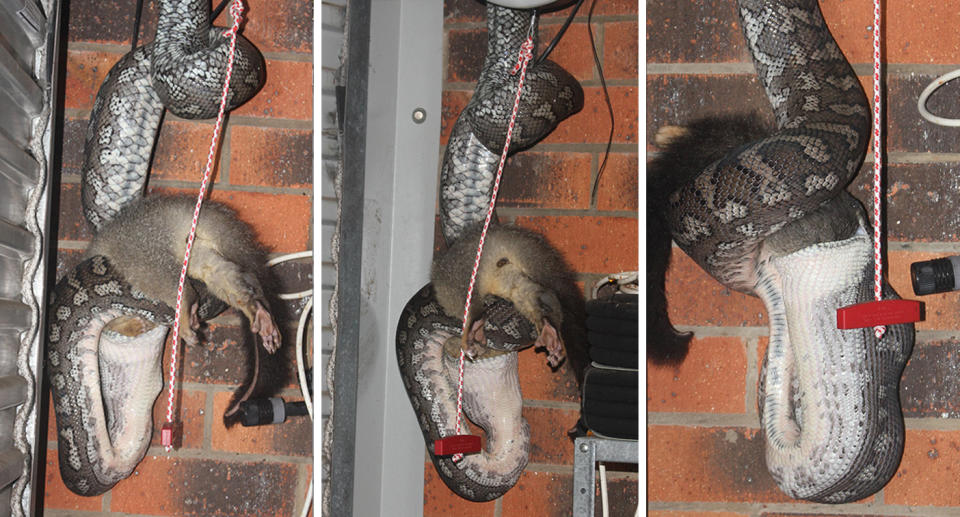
533, 0, 584, 66
587, 0, 614, 201
266, 251, 315, 300
130, 0, 145, 52
599, 462, 609, 517
917, 69, 960, 127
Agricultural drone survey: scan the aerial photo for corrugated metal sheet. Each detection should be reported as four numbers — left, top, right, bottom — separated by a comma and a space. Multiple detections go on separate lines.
320, 0, 346, 502
0, 0, 62, 515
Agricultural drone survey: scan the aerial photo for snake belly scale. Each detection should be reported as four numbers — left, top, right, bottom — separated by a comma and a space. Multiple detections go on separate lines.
395, 3, 584, 502
664, 0, 914, 503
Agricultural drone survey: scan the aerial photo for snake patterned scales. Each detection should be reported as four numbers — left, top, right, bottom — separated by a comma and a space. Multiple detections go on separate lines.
666, 0, 913, 503
395, 4, 582, 501
48, 0, 264, 496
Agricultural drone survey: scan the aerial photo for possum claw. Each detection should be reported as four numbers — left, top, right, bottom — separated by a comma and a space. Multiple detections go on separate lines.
253, 302, 281, 353
535, 318, 564, 367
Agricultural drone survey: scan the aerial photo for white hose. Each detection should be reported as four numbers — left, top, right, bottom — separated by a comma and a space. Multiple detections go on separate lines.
917, 69, 960, 127
266, 250, 314, 515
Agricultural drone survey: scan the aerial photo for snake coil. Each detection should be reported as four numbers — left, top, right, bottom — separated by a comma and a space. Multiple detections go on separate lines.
662, 0, 914, 503
48, 0, 264, 496
395, 4, 583, 501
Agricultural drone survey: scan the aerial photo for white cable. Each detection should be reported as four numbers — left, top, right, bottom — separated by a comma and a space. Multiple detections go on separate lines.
266, 249, 314, 514
296, 296, 314, 419
599, 462, 609, 517
267, 251, 315, 300
917, 69, 960, 127
299, 476, 314, 517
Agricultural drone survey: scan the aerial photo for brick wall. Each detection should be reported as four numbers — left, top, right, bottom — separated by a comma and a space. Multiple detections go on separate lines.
429, 1, 638, 516
41, 0, 313, 515
649, 0, 960, 515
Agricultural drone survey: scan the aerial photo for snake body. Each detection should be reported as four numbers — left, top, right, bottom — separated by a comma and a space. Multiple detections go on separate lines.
395, 3, 582, 501
48, 0, 264, 495
663, 0, 913, 503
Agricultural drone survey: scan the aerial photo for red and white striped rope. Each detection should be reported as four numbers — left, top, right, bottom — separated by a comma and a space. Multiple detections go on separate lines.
871, 0, 885, 340
452, 16, 536, 462
164, 0, 245, 449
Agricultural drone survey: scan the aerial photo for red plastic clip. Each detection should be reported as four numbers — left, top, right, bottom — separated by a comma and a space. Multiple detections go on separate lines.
434, 435, 481, 456
836, 299, 924, 329
161, 421, 182, 449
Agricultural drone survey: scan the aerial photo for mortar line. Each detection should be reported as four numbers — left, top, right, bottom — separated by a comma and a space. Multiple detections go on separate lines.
495, 207, 637, 218
443, 13, 638, 32
648, 501, 960, 516
744, 335, 758, 415
647, 412, 760, 428
522, 399, 580, 411
144, 445, 311, 464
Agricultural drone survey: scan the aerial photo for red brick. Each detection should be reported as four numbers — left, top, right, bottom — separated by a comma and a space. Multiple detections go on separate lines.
500, 470, 573, 517
43, 449, 105, 511
646, 0, 744, 64
150, 389, 206, 450
649, 513, 748, 517
822, 0, 960, 65
888, 250, 958, 331
64, 50, 121, 111
423, 461, 496, 516
443, 0, 485, 24
152, 119, 226, 182
243, 0, 313, 54
538, 22, 597, 82
233, 59, 312, 120
524, 406, 579, 465
590, 0, 639, 15
440, 90, 472, 147
66, 0, 154, 46
665, 249, 767, 328
499, 152, 592, 210
61, 117, 88, 177
596, 152, 639, 212
544, 86, 638, 145
592, 475, 639, 517
603, 21, 639, 80
447, 28, 486, 84
206, 190, 312, 252
230, 126, 313, 188
515, 216, 637, 274
648, 425, 792, 503
647, 336, 748, 414
56, 183, 94, 242
885, 430, 960, 506
211, 391, 313, 456
110, 455, 299, 515
900, 340, 960, 418
518, 348, 580, 403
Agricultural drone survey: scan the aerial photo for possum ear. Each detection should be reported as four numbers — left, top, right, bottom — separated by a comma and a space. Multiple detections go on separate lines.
535, 319, 565, 368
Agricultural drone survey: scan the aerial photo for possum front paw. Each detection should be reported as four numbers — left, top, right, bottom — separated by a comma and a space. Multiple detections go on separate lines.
535, 318, 565, 368
251, 301, 281, 353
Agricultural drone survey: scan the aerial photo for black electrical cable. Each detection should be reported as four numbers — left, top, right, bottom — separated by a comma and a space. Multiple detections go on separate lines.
131, 0, 145, 52
587, 0, 614, 200
533, 0, 585, 66
211, 0, 231, 22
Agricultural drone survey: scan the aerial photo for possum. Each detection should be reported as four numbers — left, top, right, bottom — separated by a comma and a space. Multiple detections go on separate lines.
84, 195, 281, 352
431, 224, 587, 379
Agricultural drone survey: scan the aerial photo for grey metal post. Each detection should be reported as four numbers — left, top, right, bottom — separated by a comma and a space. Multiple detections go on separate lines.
351, 0, 443, 516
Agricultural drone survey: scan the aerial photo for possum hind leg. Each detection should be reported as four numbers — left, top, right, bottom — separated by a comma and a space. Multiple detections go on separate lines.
186, 243, 281, 352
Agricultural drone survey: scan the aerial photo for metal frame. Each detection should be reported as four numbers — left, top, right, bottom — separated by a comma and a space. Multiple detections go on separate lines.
328, 0, 444, 515
573, 436, 639, 516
